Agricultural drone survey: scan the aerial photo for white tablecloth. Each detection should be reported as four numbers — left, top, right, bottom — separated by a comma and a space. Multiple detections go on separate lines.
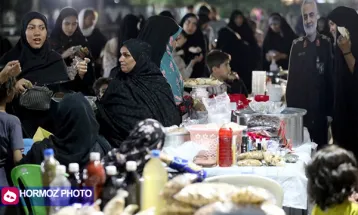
204, 142, 314, 210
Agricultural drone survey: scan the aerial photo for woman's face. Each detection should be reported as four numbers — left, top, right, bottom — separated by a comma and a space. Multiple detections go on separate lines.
83, 13, 95, 29
270, 23, 281, 33
235, 15, 244, 26
25, 18, 47, 49
328, 20, 337, 35
183, 17, 198, 35
119, 46, 136, 73
62, 16, 78, 37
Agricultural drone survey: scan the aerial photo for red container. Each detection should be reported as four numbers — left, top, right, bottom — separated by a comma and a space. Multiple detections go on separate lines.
218, 126, 233, 167
229, 94, 249, 110
254, 94, 269, 102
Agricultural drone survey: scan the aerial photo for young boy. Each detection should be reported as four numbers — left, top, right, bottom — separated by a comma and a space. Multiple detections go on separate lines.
207, 50, 248, 97
0, 76, 24, 186
93, 77, 111, 99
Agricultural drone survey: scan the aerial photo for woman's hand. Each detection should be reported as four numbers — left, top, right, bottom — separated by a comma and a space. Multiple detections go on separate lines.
76, 58, 91, 79
338, 35, 351, 54
191, 54, 204, 64
15, 78, 32, 93
61, 47, 76, 59
0, 61, 21, 83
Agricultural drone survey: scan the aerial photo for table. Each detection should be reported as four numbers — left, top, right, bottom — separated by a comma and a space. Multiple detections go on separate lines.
204, 142, 314, 215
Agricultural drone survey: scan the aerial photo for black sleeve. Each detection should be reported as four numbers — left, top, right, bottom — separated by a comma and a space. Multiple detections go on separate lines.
19, 141, 47, 165
286, 42, 297, 106
325, 41, 335, 117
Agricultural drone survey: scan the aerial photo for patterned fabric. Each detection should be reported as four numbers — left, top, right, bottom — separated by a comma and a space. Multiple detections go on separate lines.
161, 29, 184, 105
102, 119, 165, 174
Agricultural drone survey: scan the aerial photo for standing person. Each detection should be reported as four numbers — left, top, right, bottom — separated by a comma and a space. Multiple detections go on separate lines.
286, 0, 334, 148
317, 17, 332, 41
102, 14, 140, 78
179, 13, 208, 78
138, 16, 184, 105
79, 8, 107, 78
327, 6, 358, 158
0, 12, 74, 138
50, 7, 95, 95
262, 13, 297, 71
216, 11, 251, 93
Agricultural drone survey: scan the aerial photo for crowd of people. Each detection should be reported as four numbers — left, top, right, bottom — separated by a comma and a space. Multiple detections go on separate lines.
0, 0, 358, 214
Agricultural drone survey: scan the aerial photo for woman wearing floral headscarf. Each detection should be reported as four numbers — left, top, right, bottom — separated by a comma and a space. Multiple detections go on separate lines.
138, 15, 184, 105
102, 119, 165, 175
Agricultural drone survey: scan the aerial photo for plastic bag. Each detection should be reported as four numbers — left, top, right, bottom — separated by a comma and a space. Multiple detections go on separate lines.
231, 187, 274, 205
202, 93, 231, 125
174, 183, 239, 207
162, 173, 199, 198
103, 189, 128, 215
247, 115, 281, 134
161, 199, 197, 214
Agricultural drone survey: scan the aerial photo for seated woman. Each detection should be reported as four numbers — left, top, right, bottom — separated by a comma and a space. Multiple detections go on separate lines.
20, 93, 111, 169
97, 39, 181, 147
0, 12, 86, 137
50, 7, 95, 95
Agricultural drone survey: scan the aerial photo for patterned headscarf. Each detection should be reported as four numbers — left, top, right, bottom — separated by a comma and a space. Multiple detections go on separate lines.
102, 119, 165, 174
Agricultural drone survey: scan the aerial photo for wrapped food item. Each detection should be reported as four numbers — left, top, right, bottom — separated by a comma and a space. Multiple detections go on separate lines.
261, 202, 286, 215
194, 202, 242, 215
122, 205, 140, 215
231, 187, 273, 205
247, 115, 281, 133
162, 173, 199, 198
160, 153, 207, 182
161, 199, 197, 215
238, 151, 264, 160
284, 153, 299, 163
54, 206, 78, 215
174, 183, 239, 207
238, 159, 262, 166
263, 152, 284, 166
193, 150, 217, 167
103, 189, 128, 215
135, 208, 155, 215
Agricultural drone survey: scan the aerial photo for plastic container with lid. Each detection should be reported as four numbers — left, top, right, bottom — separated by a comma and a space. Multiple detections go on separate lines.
218, 124, 233, 167
123, 161, 140, 210
41, 148, 59, 187
100, 165, 118, 210
85, 152, 106, 202
68, 163, 82, 204
141, 150, 168, 214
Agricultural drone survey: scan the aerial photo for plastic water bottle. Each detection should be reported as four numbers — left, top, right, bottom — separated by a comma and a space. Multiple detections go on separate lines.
49, 165, 71, 214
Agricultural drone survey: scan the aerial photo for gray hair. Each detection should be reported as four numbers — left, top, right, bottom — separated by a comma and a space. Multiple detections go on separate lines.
301, 0, 318, 14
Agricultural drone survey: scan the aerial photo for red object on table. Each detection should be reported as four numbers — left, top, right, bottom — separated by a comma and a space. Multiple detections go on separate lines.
218, 127, 233, 167
254, 94, 269, 102
229, 94, 249, 110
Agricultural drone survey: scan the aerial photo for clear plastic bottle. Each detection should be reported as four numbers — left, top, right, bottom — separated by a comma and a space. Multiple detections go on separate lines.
49, 165, 71, 214
123, 161, 140, 209
100, 165, 118, 209
68, 163, 81, 204
141, 150, 168, 214
41, 148, 59, 187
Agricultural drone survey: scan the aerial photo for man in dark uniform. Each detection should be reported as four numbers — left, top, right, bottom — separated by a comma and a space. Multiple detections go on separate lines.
286, 0, 334, 148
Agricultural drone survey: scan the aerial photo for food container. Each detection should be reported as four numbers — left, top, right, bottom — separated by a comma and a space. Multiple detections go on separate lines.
234, 108, 307, 147
164, 129, 190, 148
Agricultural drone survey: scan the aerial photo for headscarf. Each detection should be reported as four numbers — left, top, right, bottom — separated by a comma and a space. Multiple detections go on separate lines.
78, 8, 98, 37
159, 11, 175, 20
328, 6, 358, 58
138, 15, 183, 104
97, 39, 181, 147
138, 15, 180, 67
50, 7, 88, 52
228, 10, 257, 46
102, 119, 165, 175
0, 12, 67, 84
51, 93, 109, 168
317, 17, 331, 39
117, 14, 140, 61
179, 13, 209, 78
